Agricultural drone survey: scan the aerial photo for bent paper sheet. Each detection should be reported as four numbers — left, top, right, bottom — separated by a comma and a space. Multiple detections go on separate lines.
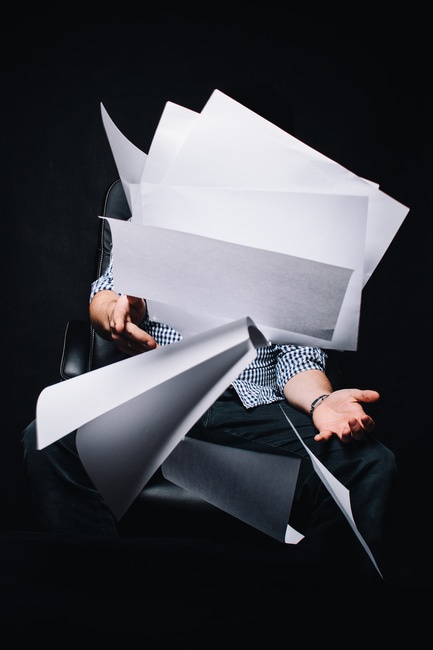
35, 92, 410, 557
101, 89, 409, 351
280, 406, 383, 577
36, 317, 268, 519
162, 437, 304, 545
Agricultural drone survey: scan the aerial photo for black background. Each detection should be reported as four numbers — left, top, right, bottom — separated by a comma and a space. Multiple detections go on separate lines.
1, 8, 432, 600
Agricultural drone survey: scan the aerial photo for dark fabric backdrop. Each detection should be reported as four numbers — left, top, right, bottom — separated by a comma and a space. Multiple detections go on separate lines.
1, 10, 431, 593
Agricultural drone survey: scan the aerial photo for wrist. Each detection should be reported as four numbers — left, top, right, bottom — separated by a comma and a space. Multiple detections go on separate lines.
309, 394, 330, 418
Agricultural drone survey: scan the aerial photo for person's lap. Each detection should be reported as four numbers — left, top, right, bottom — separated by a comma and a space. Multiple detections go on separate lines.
22, 388, 396, 578
187, 390, 396, 564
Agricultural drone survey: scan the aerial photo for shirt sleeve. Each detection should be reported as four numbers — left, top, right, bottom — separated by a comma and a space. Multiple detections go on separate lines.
89, 259, 115, 302
275, 344, 328, 394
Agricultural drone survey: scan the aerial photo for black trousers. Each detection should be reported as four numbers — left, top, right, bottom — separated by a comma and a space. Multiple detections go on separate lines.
22, 389, 396, 579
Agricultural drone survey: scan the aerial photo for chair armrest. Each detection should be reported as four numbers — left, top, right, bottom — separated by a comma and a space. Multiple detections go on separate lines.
60, 320, 92, 380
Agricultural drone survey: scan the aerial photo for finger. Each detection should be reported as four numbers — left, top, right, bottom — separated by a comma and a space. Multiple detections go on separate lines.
124, 337, 158, 354
315, 427, 354, 443
359, 414, 376, 433
126, 340, 158, 354
122, 325, 158, 354
125, 323, 157, 346
348, 419, 365, 441
110, 297, 129, 333
313, 429, 334, 442
355, 389, 380, 404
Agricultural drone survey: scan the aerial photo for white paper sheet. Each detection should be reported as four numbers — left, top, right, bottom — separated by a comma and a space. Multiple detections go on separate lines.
100, 89, 409, 350
35, 92, 409, 554
141, 100, 199, 185
101, 104, 148, 221
279, 405, 383, 577
108, 216, 360, 346
36, 317, 269, 519
143, 90, 407, 285
162, 436, 304, 544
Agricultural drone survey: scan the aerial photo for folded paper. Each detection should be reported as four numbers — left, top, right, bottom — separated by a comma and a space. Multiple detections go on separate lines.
36, 317, 268, 519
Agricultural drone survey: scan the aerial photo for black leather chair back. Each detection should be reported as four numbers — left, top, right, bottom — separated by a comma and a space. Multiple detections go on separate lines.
90, 179, 131, 370
60, 180, 131, 379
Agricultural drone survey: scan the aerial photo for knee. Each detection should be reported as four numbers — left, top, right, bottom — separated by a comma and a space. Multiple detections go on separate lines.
383, 444, 397, 473
360, 438, 397, 489
22, 419, 45, 478
22, 419, 37, 455
22, 420, 78, 473
373, 440, 397, 476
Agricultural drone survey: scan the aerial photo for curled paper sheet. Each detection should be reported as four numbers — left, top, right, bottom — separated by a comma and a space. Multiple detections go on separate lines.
100, 89, 409, 351
101, 103, 148, 219
162, 437, 304, 544
279, 406, 383, 578
36, 317, 268, 519
107, 217, 356, 343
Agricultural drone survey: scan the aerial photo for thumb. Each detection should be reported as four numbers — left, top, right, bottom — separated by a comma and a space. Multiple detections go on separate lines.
355, 389, 380, 404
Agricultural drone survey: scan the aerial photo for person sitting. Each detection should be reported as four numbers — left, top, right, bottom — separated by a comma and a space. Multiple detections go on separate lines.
22, 257, 397, 583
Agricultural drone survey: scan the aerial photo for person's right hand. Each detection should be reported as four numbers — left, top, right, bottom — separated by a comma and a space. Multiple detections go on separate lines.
109, 294, 158, 355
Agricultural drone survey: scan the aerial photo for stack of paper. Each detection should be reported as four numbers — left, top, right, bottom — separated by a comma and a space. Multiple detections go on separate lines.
102, 89, 409, 351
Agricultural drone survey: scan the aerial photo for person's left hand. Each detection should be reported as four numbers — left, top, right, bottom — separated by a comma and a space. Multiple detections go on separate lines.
312, 388, 380, 443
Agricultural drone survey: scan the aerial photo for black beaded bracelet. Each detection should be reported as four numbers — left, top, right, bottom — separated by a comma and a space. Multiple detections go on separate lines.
309, 394, 330, 417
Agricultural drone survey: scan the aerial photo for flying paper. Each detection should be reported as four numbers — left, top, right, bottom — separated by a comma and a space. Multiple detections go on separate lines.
279, 405, 383, 577
101, 89, 409, 350
36, 317, 268, 518
35, 94, 408, 554
162, 436, 304, 544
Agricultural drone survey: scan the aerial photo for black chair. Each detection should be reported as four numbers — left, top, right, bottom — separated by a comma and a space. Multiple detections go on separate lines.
60, 178, 343, 540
